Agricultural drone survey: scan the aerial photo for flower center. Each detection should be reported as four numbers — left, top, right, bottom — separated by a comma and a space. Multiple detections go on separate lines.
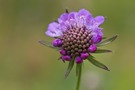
61, 28, 92, 57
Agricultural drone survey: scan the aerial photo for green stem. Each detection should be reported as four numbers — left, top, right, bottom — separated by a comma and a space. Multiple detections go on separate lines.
76, 64, 82, 90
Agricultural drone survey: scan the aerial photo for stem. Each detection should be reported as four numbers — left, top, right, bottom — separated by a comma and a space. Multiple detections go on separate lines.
76, 64, 82, 90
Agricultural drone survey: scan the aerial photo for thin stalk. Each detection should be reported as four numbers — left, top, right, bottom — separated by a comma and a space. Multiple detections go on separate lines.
76, 63, 82, 90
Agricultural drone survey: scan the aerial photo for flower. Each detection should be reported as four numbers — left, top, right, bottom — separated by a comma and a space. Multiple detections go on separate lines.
39, 8, 117, 75
45, 9, 104, 63
40, 8, 117, 90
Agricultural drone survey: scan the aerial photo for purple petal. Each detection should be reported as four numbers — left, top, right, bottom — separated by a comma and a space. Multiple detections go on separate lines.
91, 27, 103, 43
78, 9, 92, 18
68, 12, 77, 21
45, 22, 63, 37
68, 12, 77, 26
94, 16, 105, 26
85, 15, 93, 29
92, 34, 102, 44
76, 9, 92, 28
59, 22, 68, 32
93, 27, 103, 35
58, 13, 68, 23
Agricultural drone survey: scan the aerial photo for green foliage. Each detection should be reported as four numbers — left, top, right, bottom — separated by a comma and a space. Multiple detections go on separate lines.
87, 55, 110, 71
96, 35, 118, 47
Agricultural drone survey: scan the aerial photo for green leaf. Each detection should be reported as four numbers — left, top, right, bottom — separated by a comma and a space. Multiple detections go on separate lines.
65, 58, 75, 78
96, 35, 118, 47
38, 40, 60, 50
102, 37, 107, 39
87, 56, 110, 71
95, 49, 112, 53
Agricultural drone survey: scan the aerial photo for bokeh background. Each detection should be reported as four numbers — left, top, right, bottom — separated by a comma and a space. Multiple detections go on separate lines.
0, 0, 135, 90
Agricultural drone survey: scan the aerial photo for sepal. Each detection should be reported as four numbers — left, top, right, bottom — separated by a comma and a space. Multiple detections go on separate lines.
65, 58, 75, 78
87, 55, 110, 71
39, 40, 60, 50
76, 64, 82, 76
95, 48, 112, 53
96, 35, 118, 47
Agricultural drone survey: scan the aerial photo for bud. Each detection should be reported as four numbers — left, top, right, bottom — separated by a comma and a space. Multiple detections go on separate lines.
76, 56, 83, 64
62, 55, 71, 61
60, 49, 66, 55
88, 44, 97, 53
81, 53, 89, 59
52, 39, 62, 47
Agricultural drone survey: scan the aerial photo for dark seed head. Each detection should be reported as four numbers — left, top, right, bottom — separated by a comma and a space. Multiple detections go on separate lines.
61, 28, 92, 57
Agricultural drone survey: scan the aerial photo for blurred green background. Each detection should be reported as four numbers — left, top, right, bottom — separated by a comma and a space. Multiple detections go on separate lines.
0, 0, 135, 90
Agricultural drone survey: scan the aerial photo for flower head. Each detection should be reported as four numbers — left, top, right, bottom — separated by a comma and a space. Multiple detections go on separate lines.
45, 9, 105, 63
40, 9, 117, 90
40, 9, 117, 75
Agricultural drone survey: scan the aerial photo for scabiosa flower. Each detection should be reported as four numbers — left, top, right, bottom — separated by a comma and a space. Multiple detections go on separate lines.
39, 9, 117, 90
46, 9, 104, 63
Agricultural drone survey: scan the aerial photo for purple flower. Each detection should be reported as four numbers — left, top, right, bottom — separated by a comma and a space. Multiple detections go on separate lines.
40, 8, 117, 80
45, 9, 105, 64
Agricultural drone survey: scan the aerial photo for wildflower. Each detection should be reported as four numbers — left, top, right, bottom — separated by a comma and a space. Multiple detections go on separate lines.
45, 9, 104, 62
39, 9, 117, 90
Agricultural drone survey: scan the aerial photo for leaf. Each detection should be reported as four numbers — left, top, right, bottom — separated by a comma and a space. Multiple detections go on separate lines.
65, 58, 75, 78
95, 49, 112, 53
96, 35, 118, 47
102, 37, 107, 39
38, 40, 60, 50
87, 56, 110, 71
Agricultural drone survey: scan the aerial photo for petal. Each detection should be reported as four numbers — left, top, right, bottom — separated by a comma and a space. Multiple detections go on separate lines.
92, 34, 102, 44
68, 12, 77, 26
94, 16, 105, 26
58, 13, 68, 23
85, 15, 93, 29
78, 9, 92, 18
76, 9, 92, 27
68, 12, 77, 21
59, 22, 70, 32
91, 28, 103, 43
87, 16, 104, 30
93, 27, 103, 36
45, 22, 63, 37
